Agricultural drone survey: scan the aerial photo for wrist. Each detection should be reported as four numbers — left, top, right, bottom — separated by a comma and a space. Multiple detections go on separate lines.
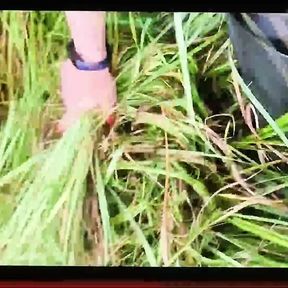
65, 12, 107, 63
67, 40, 110, 71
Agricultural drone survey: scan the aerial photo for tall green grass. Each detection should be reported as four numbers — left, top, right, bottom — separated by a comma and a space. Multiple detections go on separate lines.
0, 11, 287, 266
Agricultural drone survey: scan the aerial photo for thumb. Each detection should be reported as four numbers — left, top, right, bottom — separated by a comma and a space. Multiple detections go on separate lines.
57, 111, 82, 133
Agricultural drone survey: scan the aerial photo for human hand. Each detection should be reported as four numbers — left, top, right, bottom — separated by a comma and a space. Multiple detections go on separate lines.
57, 59, 117, 132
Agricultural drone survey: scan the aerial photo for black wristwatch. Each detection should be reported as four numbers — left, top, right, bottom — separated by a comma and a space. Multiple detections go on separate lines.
67, 40, 112, 71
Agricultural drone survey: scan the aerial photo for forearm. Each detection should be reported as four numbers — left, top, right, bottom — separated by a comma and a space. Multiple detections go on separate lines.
65, 11, 107, 62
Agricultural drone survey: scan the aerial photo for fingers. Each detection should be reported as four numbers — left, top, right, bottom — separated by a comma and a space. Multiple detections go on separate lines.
56, 112, 79, 133
57, 111, 116, 134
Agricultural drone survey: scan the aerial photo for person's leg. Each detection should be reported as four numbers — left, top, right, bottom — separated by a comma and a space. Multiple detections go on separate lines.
227, 13, 288, 127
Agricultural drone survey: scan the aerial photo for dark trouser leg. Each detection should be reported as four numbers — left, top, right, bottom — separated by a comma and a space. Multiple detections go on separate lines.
227, 13, 288, 127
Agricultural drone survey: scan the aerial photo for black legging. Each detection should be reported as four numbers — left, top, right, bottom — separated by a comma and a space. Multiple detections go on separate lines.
228, 13, 288, 126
